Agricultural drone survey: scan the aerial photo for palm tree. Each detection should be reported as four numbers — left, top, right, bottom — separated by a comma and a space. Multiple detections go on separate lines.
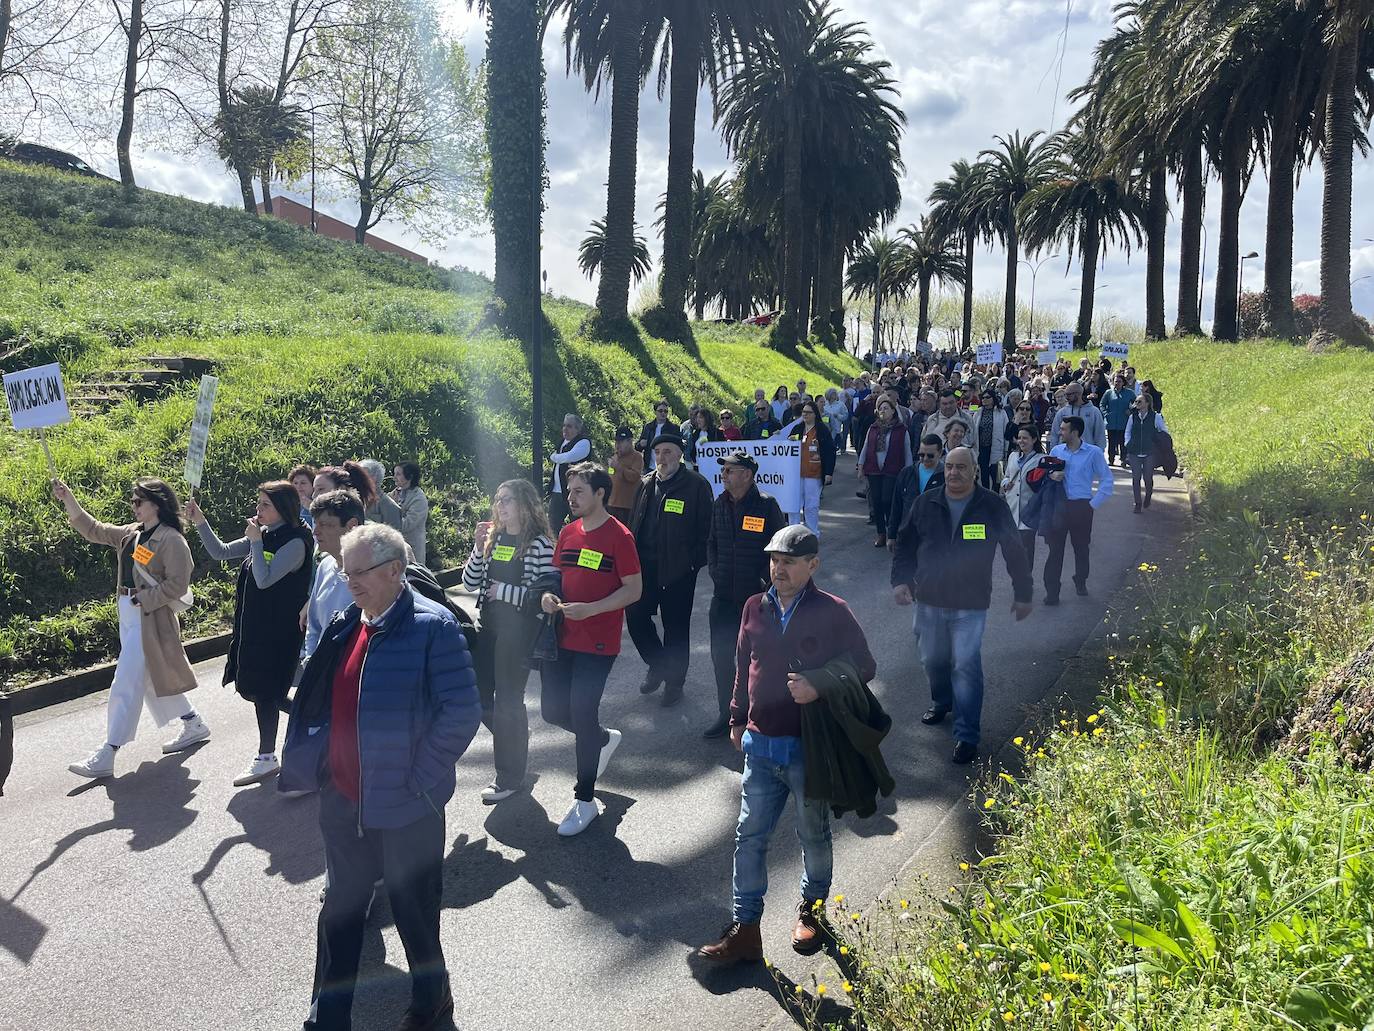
579, 218, 653, 284
845, 233, 912, 354
974, 131, 1054, 348
898, 219, 966, 348
1019, 128, 1146, 348
694, 176, 777, 320
654, 169, 727, 320
719, 2, 905, 350
928, 158, 995, 351
553, 0, 651, 325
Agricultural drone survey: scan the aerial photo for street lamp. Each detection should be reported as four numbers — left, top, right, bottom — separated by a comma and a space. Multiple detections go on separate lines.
1238, 250, 1259, 335
1019, 252, 1061, 342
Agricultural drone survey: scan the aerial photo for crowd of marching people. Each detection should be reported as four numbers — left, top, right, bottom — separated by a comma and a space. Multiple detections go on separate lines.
47, 346, 1177, 1030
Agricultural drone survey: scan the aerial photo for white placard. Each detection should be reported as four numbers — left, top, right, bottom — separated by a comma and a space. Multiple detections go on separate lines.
1048, 330, 1075, 353
1037, 350, 1058, 366
183, 374, 219, 488
916, 339, 933, 354
695, 439, 802, 515
975, 342, 1004, 365
1101, 342, 1129, 360
3, 363, 70, 431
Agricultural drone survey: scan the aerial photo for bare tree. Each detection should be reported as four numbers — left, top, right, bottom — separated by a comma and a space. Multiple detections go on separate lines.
314, 0, 484, 244
0, 0, 94, 132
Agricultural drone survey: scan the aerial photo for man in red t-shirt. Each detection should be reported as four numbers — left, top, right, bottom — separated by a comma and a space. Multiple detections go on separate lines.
539, 462, 643, 837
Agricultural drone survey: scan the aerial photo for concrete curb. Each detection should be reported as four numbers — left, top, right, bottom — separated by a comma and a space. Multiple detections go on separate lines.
5, 567, 466, 716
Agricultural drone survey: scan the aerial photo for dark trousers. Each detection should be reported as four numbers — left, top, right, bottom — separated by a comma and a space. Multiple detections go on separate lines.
708, 596, 746, 719
866, 474, 896, 532
1019, 528, 1037, 572
1128, 453, 1155, 507
626, 565, 699, 687
477, 604, 532, 790
308, 786, 447, 1031
1043, 498, 1094, 599
977, 446, 999, 490
540, 650, 615, 801
547, 491, 570, 531
1107, 428, 1126, 464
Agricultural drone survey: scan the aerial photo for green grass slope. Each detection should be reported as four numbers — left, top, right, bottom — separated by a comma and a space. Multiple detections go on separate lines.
0, 160, 860, 684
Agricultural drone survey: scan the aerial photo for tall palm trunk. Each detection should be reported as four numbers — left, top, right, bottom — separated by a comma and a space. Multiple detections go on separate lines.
828, 222, 846, 340
1145, 164, 1167, 339
1212, 133, 1246, 342
1312, 24, 1367, 349
917, 271, 933, 347
657, 15, 699, 320
1174, 145, 1204, 336
595, 0, 643, 322
813, 205, 836, 337
117, 0, 144, 189
779, 111, 804, 349
1076, 222, 1101, 348
1262, 121, 1298, 340
1002, 200, 1018, 348
961, 230, 975, 351
872, 288, 882, 353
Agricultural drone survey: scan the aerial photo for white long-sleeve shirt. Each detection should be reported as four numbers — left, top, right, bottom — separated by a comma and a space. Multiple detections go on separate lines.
550, 437, 592, 493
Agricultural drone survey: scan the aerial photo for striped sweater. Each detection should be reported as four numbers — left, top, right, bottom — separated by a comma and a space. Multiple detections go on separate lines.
461, 535, 556, 609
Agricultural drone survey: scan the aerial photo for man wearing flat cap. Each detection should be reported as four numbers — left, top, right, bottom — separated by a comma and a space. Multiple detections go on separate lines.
698, 524, 877, 965
626, 431, 713, 707
701, 450, 787, 739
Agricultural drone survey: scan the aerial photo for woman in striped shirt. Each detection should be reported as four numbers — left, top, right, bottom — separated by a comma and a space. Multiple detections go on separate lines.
462, 479, 556, 804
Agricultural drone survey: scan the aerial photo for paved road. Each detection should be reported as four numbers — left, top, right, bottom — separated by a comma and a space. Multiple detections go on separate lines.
0, 458, 1187, 1031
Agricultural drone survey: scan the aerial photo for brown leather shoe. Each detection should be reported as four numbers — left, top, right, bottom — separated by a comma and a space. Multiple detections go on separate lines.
697, 921, 763, 964
792, 899, 828, 956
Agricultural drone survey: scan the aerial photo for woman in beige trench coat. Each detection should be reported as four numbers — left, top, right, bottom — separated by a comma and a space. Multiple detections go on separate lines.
53, 478, 210, 779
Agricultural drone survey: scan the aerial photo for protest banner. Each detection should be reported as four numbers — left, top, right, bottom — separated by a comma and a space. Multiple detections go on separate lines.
1101, 341, 1129, 360
975, 342, 1004, 365
3, 362, 70, 477
183, 375, 219, 488
1048, 330, 1075, 353
695, 439, 802, 514
916, 338, 933, 354
1037, 350, 1058, 366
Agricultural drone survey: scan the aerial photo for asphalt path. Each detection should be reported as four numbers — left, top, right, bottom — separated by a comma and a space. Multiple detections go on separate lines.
0, 456, 1188, 1031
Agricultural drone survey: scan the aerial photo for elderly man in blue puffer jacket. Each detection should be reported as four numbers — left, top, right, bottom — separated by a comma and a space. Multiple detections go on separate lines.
284, 522, 480, 1031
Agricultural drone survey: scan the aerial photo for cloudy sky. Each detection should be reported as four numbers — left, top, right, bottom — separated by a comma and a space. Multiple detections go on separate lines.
53, 0, 1374, 331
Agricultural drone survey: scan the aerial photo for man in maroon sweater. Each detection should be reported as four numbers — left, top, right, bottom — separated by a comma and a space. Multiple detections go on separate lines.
697, 525, 877, 965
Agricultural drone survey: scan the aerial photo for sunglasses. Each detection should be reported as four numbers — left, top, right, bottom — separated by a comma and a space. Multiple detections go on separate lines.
1016, 404, 1031, 410
720, 413, 733, 420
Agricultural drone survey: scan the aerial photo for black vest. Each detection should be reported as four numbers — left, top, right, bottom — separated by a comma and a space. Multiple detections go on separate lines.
223, 521, 315, 698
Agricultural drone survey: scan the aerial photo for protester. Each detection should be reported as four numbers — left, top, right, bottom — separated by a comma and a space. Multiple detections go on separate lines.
703, 451, 787, 739
719, 408, 744, 442
359, 459, 404, 532
1140, 378, 1164, 413
186, 482, 314, 787
970, 387, 1009, 490
636, 400, 675, 471
922, 389, 963, 443
1101, 374, 1137, 466
1001, 426, 1047, 568
788, 400, 836, 536
313, 462, 373, 507
686, 408, 725, 466
285, 522, 480, 1031
743, 401, 783, 440
1124, 392, 1169, 513
891, 447, 1033, 764
1028, 381, 1053, 435
606, 426, 644, 525
943, 417, 970, 452
626, 434, 713, 707
290, 465, 318, 528
858, 396, 913, 548
54, 478, 208, 779
540, 463, 643, 836
546, 413, 593, 530
887, 433, 946, 546
770, 386, 791, 423
822, 388, 849, 452
391, 461, 429, 566
1044, 415, 1114, 604
302, 489, 365, 664
462, 479, 556, 803
697, 525, 877, 965
1047, 382, 1107, 451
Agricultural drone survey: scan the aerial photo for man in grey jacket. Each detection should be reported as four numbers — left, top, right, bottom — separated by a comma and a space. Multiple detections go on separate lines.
1047, 382, 1106, 451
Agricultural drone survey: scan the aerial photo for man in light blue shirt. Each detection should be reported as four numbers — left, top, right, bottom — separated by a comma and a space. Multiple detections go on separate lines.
302, 490, 366, 660
1044, 414, 1113, 604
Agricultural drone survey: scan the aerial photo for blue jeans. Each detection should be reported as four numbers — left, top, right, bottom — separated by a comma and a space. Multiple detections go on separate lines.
731, 753, 832, 924
914, 603, 988, 746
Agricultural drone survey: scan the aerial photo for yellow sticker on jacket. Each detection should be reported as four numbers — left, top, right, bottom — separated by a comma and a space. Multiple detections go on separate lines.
663, 498, 685, 515
492, 544, 516, 562
962, 524, 986, 540
761, 430, 771, 438
742, 516, 766, 532
608, 467, 615, 476
577, 548, 604, 570
132, 544, 154, 565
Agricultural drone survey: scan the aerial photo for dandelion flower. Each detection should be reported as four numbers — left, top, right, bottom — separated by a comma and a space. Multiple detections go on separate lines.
1039, 962, 1051, 973
1002, 1011, 1015, 1023
959, 862, 970, 871
984, 797, 997, 809
999, 772, 1015, 783
1013, 736, 1024, 746
1062, 972, 1080, 982
816, 984, 827, 997
1086, 713, 1098, 724
832, 894, 844, 904
843, 981, 853, 994
1043, 992, 1053, 1003
1093, 727, 1104, 737
794, 984, 802, 995
899, 899, 909, 910
851, 912, 861, 921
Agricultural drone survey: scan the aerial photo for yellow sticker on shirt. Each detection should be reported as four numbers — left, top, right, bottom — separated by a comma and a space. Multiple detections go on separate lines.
492, 544, 516, 562
962, 524, 986, 540
742, 516, 765, 533
577, 548, 604, 570
663, 498, 685, 515
132, 544, 154, 565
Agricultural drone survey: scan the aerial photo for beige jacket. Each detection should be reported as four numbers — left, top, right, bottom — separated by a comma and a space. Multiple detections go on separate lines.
72, 509, 199, 697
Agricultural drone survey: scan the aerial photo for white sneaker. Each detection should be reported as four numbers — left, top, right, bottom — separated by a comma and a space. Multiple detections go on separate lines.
481, 783, 518, 805
232, 754, 280, 787
557, 799, 600, 837
596, 728, 622, 779
161, 715, 210, 754
68, 744, 116, 779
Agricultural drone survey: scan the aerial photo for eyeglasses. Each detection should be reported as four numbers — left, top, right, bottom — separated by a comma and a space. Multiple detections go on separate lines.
493, 494, 514, 506
1016, 405, 1031, 411
129, 496, 149, 506
339, 558, 397, 582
